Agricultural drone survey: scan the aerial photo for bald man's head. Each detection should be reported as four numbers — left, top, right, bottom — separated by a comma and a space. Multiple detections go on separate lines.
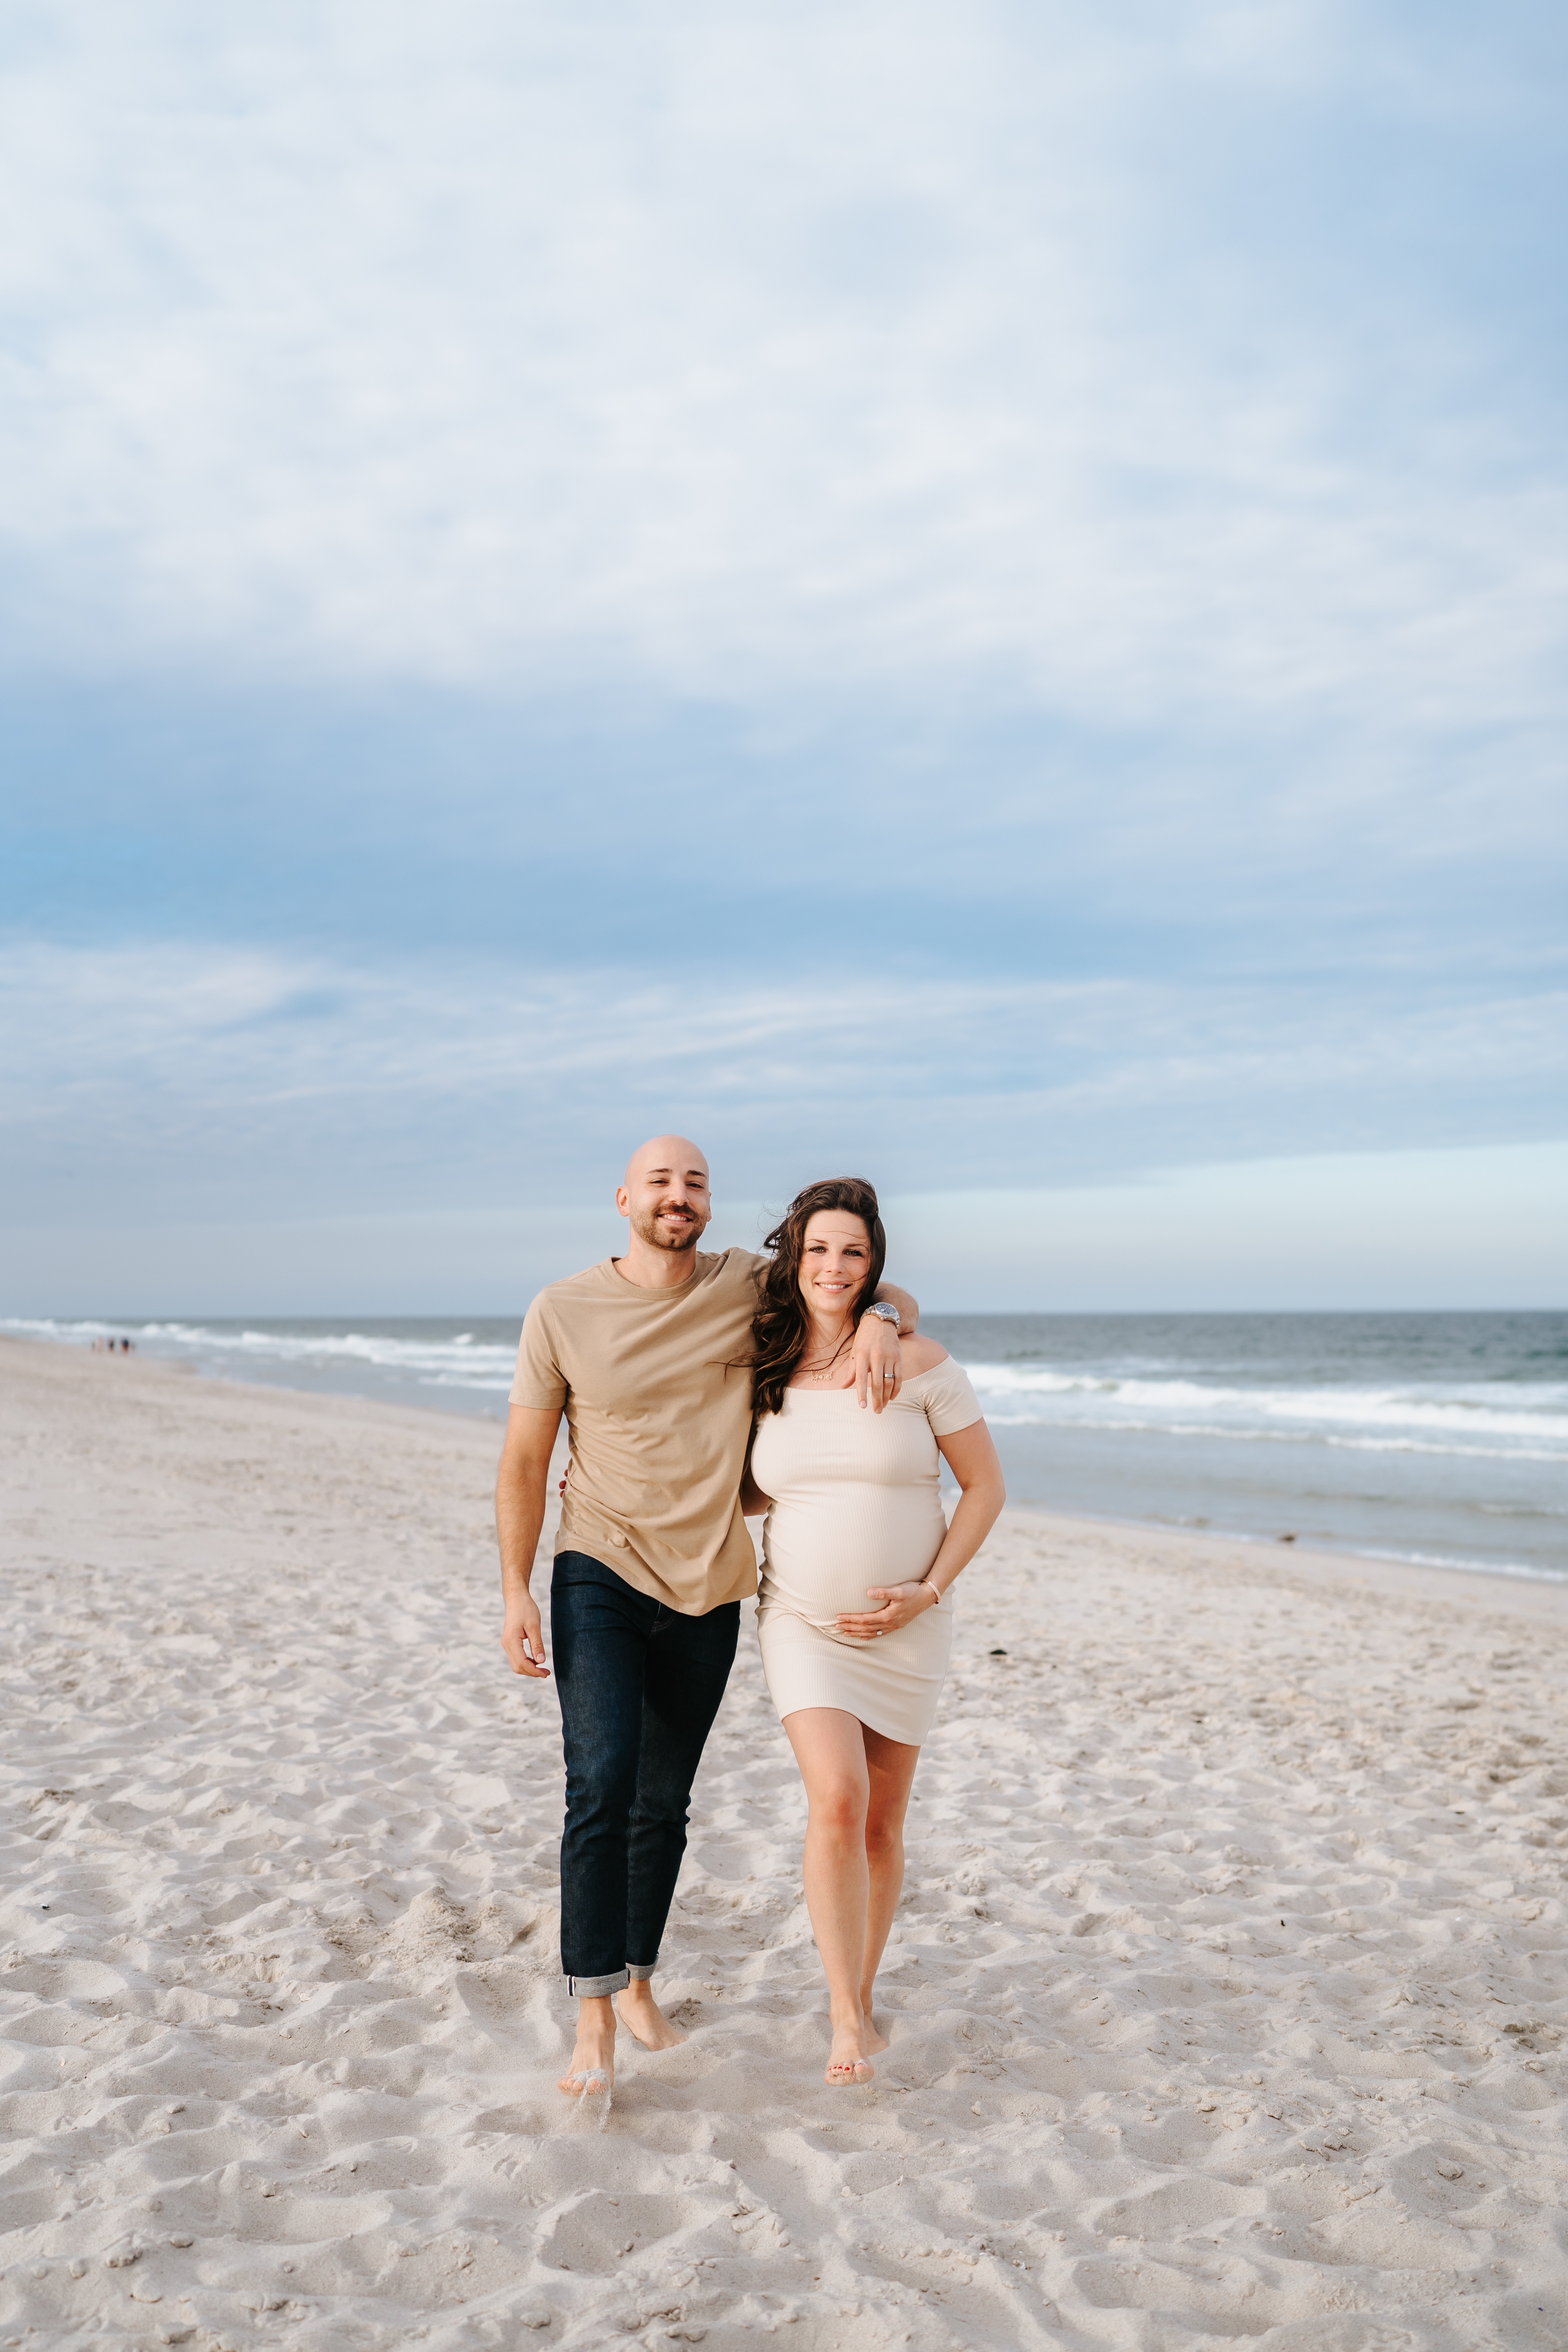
622, 1133, 708, 1192
616, 1136, 712, 1258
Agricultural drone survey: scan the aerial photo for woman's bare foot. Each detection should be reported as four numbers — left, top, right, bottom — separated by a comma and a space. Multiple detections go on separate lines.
615, 1982, 688, 2051
826, 2017, 874, 2085
860, 2009, 889, 2056
559, 1997, 616, 2097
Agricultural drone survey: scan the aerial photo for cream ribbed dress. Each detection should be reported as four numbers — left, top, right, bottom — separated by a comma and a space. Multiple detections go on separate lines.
751, 1357, 983, 1746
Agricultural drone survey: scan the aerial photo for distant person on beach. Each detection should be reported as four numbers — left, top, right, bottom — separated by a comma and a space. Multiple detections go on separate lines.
494, 1136, 916, 2106
741, 1178, 1005, 2085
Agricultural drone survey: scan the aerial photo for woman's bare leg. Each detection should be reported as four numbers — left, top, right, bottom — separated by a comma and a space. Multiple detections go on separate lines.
783, 1708, 876, 2082
859, 1728, 920, 2049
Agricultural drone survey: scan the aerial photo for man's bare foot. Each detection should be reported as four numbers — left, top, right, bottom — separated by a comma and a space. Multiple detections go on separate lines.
615, 1981, 688, 2051
826, 2018, 873, 2085
559, 1996, 616, 2097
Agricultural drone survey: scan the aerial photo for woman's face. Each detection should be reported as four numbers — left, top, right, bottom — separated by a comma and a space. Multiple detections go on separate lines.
798, 1209, 873, 1315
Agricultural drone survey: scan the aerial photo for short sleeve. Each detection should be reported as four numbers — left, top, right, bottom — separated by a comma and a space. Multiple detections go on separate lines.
509, 1294, 568, 1410
922, 1355, 984, 1437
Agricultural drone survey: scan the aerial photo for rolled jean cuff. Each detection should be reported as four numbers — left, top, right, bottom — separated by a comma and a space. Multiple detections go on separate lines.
568, 1967, 630, 1997
626, 1960, 657, 1982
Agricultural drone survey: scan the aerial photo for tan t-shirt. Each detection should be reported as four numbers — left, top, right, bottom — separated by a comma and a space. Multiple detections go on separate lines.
509, 1249, 765, 1614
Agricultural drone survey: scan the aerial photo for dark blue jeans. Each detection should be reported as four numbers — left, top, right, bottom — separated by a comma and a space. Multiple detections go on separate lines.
551, 1552, 740, 1996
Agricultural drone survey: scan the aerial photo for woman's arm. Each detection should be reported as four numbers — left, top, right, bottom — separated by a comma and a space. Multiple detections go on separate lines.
835, 1418, 1006, 1639
924, 1419, 1007, 1596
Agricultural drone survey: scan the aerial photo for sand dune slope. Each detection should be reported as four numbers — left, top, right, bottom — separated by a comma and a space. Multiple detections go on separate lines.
1, 1337, 1565, 2351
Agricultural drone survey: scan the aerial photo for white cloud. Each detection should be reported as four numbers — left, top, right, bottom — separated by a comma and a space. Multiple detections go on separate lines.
3, 935, 1562, 1226
1, 0, 1562, 755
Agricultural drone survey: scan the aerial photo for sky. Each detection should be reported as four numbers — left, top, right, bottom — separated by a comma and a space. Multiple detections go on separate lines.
3, 0, 1565, 1313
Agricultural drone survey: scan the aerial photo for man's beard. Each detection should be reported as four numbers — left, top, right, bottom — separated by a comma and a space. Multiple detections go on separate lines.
630, 1205, 704, 1254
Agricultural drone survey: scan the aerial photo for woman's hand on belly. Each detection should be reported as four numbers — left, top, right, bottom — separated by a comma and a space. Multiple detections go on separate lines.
835, 1581, 942, 1641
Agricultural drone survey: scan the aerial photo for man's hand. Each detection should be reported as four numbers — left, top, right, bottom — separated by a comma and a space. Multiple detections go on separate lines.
836, 1581, 940, 1638
853, 1312, 903, 1411
501, 1592, 550, 1678
495, 1403, 562, 1686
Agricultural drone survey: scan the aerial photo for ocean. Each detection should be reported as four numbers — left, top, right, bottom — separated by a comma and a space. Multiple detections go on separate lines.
7, 1309, 1565, 1587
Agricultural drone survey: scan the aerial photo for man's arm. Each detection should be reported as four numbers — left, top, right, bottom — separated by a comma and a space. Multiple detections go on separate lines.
852, 1281, 920, 1412
875, 1282, 918, 1334
495, 1404, 563, 1678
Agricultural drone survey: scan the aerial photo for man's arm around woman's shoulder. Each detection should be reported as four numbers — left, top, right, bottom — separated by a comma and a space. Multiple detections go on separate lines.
875, 1281, 919, 1334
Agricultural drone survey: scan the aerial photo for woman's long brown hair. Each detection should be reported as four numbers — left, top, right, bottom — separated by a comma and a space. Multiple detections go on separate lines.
750, 1176, 887, 1418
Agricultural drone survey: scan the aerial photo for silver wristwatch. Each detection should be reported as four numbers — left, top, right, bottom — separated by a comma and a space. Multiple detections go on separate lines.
866, 1302, 901, 1328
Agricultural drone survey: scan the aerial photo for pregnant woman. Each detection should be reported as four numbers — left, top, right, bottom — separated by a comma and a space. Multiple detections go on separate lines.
742, 1177, 1005, 2085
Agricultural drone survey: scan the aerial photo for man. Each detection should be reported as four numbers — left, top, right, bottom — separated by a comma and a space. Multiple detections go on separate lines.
495, 1135, 916, 2100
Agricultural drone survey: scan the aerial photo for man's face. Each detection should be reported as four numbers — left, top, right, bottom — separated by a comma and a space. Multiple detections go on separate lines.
617, 1143, 712, 1255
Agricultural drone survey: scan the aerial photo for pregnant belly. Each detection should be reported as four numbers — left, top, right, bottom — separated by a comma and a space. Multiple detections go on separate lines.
760, 1486, 948, 1626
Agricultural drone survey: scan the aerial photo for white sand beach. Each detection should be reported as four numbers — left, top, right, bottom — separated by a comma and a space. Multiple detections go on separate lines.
2, 1332, 1565, 2352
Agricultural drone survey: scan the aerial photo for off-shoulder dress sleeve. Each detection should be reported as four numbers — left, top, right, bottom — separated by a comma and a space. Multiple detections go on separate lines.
921, 1356, 984, 1436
